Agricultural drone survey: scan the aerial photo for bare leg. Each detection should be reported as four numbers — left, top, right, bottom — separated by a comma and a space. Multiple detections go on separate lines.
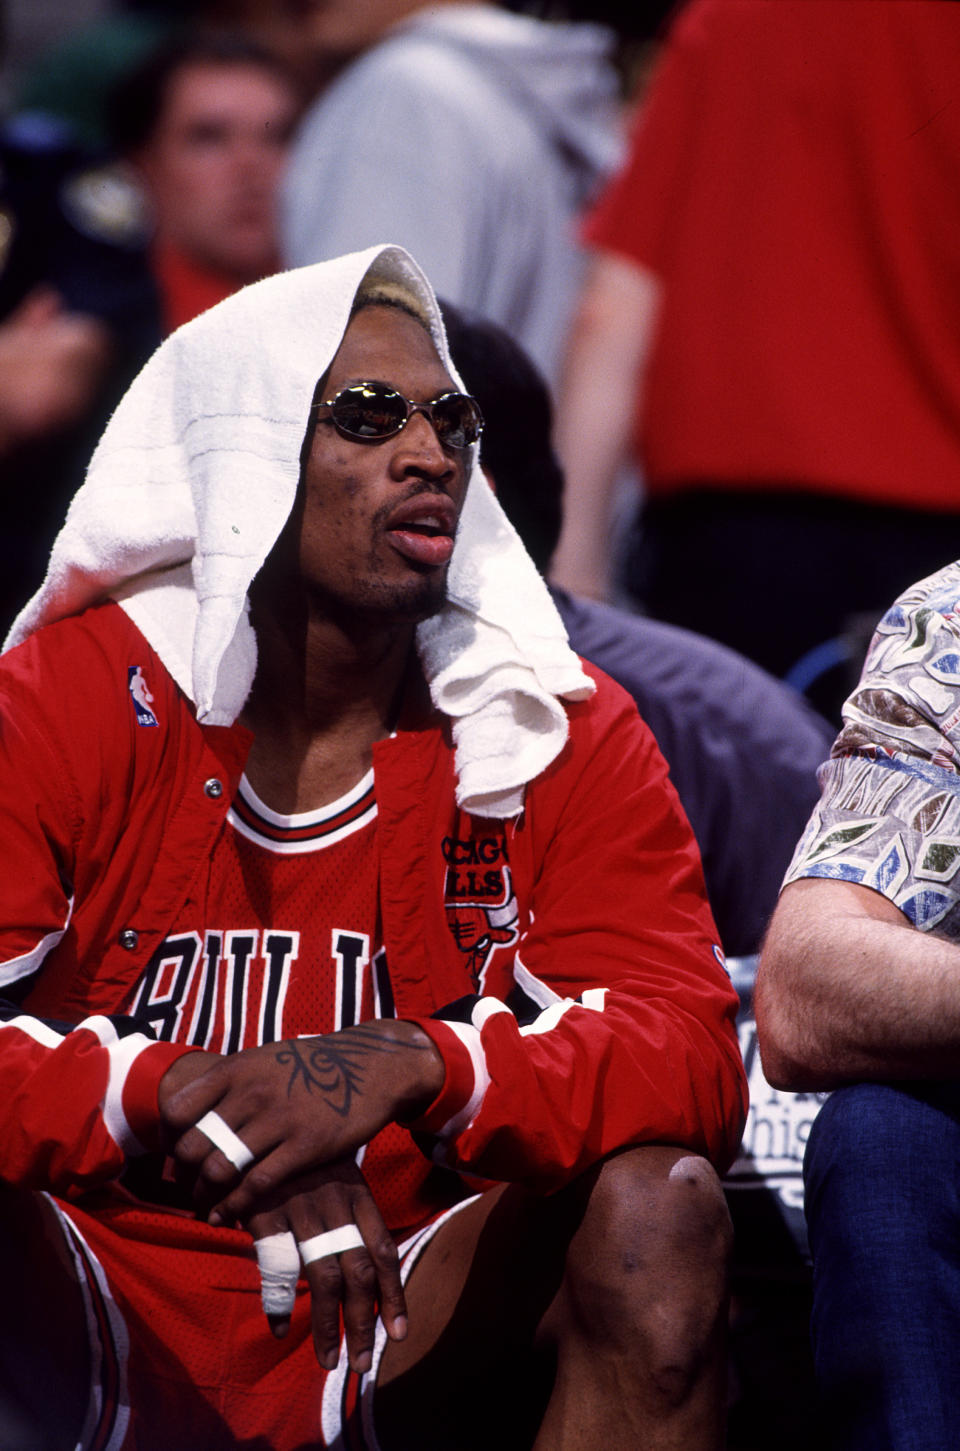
376, 1144, 732, 1450
0, 1186, 90, 1450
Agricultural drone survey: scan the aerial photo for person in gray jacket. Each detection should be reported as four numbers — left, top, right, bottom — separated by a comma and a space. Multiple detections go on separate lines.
281, 0, 622, 390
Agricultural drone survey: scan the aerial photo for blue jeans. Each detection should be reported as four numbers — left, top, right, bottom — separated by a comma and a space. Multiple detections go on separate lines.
804, 1082, 960, 1450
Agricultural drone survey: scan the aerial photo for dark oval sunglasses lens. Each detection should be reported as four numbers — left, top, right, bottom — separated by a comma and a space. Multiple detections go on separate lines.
432, 396, 482, 448
334, 385, 406, 438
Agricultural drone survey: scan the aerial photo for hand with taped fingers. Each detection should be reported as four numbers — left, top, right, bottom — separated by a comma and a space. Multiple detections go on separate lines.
246, 1159, 408, 1375
158, 1019, 445, 1223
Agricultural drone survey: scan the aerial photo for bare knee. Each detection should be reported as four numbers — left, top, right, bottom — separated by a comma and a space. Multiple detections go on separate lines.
556, 1146, 732, 1406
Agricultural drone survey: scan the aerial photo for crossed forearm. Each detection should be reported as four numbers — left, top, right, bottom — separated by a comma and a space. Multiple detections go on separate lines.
159, 1018, 444, 1211
271, 1024, 443, 1123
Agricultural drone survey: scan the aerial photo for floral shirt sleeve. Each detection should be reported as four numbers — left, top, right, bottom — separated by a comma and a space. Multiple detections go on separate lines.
785, 561, 960, 939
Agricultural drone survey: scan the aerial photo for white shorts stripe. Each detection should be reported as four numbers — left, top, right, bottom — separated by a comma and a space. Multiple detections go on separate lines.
320, 1194, 481, 1450
42, 1195, 131, 1451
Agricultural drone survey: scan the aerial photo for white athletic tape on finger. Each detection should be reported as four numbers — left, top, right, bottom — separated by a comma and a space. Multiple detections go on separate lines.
194, 1110, 255, 1172
255, 1231, 300, 1318
299, 1224, 365, 1265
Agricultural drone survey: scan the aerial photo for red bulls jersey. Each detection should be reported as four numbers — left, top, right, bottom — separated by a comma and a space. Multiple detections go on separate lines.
124, 770, 389, 1049
120, 770, 438, 1232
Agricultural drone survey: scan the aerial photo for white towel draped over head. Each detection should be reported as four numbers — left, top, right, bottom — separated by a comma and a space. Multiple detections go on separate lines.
4, 243, 594, 817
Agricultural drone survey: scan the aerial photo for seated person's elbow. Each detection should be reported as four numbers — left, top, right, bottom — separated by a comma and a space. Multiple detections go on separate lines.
754, 894, 829, 1091
753, 973, 817, 1091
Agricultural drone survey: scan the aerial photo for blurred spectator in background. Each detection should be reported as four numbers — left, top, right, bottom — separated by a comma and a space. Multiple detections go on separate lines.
0, 103, 159, 631
108, 35, 298, 333
0, 21, 297, 633
552, 0, 960, 722
281, 0, 622, 390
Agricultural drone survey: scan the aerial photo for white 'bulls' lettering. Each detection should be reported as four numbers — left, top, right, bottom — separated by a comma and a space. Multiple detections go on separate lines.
132, 929, 300, 1047
130, 927, 393, 1049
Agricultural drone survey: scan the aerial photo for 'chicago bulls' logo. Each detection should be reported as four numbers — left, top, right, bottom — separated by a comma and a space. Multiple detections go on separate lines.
445, 866, 519, 990
442, 833, 519, 990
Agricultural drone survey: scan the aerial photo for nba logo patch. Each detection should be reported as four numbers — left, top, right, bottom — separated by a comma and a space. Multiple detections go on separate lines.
128, 665, 159, 727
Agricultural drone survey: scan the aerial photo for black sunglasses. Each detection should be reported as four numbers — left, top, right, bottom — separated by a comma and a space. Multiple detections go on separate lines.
317, 381, 484, 450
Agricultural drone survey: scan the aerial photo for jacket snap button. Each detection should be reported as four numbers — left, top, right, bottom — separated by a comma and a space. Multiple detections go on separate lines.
204, 777, 224, 799
119, 929, 139, 950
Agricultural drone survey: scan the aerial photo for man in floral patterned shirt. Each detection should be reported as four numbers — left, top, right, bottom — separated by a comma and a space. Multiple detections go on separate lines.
757, 559, 960, 1451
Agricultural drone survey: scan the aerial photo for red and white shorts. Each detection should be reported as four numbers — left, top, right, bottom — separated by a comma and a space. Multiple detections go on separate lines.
47, 1193, 476, 1451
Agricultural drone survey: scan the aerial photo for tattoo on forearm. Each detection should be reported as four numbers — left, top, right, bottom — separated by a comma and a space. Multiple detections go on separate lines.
275, 1028, 427, 1117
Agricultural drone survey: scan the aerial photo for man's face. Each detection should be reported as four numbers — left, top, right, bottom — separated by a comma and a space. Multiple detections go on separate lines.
137, 61, 297, 281
296, 304, 471, 624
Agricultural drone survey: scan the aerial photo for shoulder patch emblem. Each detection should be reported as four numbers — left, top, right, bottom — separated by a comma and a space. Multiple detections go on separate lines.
129, 665, 159, 727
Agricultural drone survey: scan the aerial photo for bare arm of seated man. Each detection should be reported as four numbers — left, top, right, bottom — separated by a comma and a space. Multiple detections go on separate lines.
158, 1019, 444, 1202
756, 876, 960, 1091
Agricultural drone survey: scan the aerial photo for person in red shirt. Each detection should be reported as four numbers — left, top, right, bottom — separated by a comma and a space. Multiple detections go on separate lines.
553, 0, 960, 716
108, 34, 298, 333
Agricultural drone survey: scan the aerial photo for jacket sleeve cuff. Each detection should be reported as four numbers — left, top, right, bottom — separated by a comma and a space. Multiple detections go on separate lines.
119, 1040, 205, 1154
402, 1017, 488, 1139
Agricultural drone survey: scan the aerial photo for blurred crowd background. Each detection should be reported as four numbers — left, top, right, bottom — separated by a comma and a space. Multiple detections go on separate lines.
0, 0, 664, 641
3, 0, 955, 728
